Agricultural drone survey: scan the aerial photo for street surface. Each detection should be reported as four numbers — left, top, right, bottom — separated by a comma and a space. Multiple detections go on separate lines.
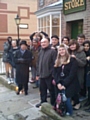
0, 83, 45, 120
0, 78, 90, 120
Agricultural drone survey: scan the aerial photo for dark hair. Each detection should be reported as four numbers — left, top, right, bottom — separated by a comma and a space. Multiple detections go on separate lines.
77, 34, 85, 39
45, 37, 50, 42
62, 36, 70, 42
51, 35, 59, 40
38, 34, 42, 41
83, 40, 90, 47
69, 39, 80, 52
7, 36, 12, 45
33, 38, 39, 43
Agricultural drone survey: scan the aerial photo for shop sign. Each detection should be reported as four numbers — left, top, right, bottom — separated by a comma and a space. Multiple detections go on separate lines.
63, 0, 86, 15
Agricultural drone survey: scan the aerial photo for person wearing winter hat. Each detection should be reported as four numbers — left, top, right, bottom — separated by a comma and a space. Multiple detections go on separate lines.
51, 35, 59, 51
14, 40, 32, 95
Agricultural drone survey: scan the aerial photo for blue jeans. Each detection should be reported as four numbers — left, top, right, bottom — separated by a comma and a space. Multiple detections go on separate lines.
36, 79, 40, 87
65, 98, 73, 115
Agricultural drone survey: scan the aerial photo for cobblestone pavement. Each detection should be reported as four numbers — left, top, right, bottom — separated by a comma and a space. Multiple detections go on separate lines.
0, 75, 90, 120
0, 83, 44, 120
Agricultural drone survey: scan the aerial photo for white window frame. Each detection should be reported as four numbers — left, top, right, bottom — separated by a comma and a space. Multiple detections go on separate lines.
37, 11, 61, 43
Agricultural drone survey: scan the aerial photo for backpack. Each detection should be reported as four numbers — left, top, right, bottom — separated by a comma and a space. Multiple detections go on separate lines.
54, 92, 67, 116
3, 42, 10, 51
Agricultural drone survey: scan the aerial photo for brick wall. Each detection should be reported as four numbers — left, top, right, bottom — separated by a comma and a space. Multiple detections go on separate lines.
61, 0, 90, 40
83, 0, 90, 40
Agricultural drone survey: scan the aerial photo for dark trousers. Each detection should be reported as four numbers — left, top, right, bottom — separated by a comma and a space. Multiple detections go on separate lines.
40, 75, 55, 105
80, 75, 86, 97
18, 82, 28, 93
72, 93, 80, 105
88, 87, 90, 101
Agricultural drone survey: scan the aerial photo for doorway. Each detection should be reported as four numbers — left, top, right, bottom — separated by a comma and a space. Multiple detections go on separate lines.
71, 20, 83, 39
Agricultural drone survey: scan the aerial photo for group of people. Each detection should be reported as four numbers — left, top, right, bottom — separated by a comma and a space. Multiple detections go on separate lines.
2, 32, 90, 116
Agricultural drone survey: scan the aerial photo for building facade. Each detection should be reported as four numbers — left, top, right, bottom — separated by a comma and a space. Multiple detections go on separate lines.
62, 0, 90, 40
36, 0, 90, 42
0, 0, 37, 51
35, 0, 62, 42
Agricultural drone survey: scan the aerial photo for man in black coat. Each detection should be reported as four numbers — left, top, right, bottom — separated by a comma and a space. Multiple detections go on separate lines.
36, 37, 57, 107
14, 40, 32, 95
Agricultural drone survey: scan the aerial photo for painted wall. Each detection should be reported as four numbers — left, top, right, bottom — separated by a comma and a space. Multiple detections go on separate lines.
0, 0, 37, 50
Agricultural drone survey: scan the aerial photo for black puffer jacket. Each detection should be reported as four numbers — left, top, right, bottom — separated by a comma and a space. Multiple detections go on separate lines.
2, 42, 11, 62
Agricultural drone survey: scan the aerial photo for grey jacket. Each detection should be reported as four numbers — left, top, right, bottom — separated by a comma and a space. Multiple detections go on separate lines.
36, 46, 57, 78
73, 46, 86, 87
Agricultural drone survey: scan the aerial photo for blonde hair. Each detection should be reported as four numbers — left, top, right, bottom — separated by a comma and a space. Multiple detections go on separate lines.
54, 44, 70, 67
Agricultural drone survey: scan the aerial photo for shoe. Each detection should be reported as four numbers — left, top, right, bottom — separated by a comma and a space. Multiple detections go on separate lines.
11, 80, 14, 84
84, 107, 90, 112
7, 78, 11, 84
73, 103, 81, 110
79, 96, 87, 102
36, 103, 41, 108
33, 86, 38, 89
66, 112, 70, 116
16, 91, 20, 95
83, 101, 90, 107
25, 91, 28, 95
8, 80, 11, 85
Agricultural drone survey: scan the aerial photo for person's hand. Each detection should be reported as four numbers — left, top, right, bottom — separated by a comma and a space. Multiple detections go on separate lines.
71, 54, 76, 58
86, 56, 90, 61
51, 46, 55, 49
36, 76, 39, 81
57, 83, 62, 90
57, 84, 65, 90
60, 86, 66, 90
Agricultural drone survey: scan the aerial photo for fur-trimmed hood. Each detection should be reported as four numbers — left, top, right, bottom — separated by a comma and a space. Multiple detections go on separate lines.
76, 46, 84, 53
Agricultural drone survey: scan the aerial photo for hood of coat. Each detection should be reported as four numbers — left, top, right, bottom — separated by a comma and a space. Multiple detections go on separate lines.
75, 46, 84, 53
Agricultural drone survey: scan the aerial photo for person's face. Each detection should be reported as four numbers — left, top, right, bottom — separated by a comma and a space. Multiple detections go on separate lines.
58, 47, 66, 56
51, 38, 59, 46
32, 40, 38, 46
62, 38, 69, 45
77, 37, 85, 45
84, 43, 90, 51
27, 40, 31, 46
11, 41, 17, 47
69, 44, 77, 51
41, 39, 49, 48
21, 44, 27, 50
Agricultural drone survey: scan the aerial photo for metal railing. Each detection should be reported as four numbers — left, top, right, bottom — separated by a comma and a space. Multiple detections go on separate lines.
0, 52, 6, 74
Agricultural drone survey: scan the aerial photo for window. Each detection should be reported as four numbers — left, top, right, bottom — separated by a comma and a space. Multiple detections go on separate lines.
39, 0, 44, 7
38, 14, 60, 37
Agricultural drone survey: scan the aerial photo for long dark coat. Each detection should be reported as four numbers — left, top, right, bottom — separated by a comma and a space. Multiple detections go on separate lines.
53, 57, 80, 98
14, 49, 32, 85
84, 50, 90, 87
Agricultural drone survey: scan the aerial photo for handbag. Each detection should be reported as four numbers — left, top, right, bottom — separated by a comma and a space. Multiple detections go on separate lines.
54, 91, 67, 116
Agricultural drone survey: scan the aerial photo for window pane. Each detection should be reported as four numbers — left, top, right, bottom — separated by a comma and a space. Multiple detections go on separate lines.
46, 16, 50, 26
52, 27, 59, 36
43, 17, 46, 27
41, 18, 43, 27
38, 18, 40, 28
43, 27, 46, 33
52, 14, 59, 26
46, 27, 50, 36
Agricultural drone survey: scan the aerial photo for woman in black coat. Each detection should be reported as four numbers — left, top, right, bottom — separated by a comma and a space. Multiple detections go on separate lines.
14, 40, 32, 95
53, 44, 80, 115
